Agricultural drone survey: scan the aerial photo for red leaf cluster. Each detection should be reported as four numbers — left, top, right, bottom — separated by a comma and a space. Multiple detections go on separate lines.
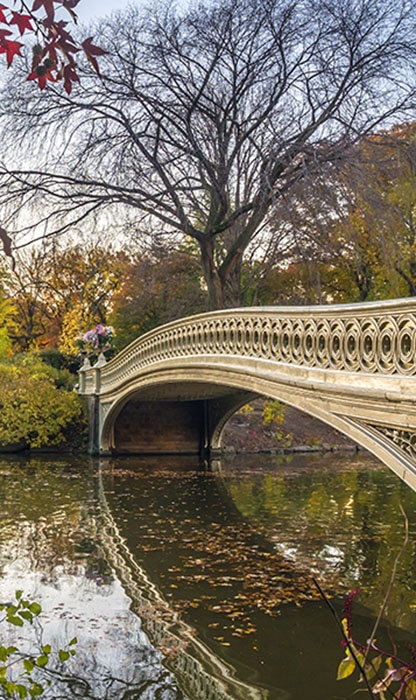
0, 0, 105, 93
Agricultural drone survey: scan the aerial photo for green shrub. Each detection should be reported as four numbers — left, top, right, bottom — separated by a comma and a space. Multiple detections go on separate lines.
0, 354, 83, 449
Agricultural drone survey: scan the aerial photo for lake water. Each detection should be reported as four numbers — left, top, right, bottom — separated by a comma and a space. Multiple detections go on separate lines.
0, 451, 415, 699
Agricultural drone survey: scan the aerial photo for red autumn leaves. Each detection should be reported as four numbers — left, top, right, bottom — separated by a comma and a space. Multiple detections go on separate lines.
0, 0, 105, 93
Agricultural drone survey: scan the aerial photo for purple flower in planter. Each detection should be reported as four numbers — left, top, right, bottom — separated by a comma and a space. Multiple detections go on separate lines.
77, 325, 114, 356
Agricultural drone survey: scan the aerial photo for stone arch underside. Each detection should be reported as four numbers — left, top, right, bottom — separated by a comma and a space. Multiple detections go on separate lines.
96, 358, 416, 491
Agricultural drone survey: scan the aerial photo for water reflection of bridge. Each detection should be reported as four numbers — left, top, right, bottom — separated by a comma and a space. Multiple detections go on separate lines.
96, 463, 271, 700
80, 299, 416, 491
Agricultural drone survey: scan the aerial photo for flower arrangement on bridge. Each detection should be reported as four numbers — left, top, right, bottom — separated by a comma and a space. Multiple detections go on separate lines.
77, 324, 114, 357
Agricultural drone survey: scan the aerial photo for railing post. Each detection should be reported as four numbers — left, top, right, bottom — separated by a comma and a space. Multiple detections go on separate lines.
77, 356, 91, 395
92, 365, 101, 394
78, 368, 86, 394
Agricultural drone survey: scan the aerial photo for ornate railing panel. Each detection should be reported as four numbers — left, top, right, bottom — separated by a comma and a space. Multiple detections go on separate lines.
80, 299, 416, 396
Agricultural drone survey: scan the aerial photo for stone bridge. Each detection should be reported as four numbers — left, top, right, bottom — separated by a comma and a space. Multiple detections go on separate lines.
78, 298, 416, 491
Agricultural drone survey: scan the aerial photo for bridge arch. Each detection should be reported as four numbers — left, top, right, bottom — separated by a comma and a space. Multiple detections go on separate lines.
98, 361, 413, 484
79, 300, 416, 492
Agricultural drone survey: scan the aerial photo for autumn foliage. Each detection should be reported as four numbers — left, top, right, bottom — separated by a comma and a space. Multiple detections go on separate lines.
0, 0, 104, 93
0, 353, 82, 448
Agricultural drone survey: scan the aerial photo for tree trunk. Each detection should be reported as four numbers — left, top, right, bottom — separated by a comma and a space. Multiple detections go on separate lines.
395, 264, 416, 296
199, 237, 225, 310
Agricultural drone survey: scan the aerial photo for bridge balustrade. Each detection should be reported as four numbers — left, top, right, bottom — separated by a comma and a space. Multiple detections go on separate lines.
79, 299, 416, 398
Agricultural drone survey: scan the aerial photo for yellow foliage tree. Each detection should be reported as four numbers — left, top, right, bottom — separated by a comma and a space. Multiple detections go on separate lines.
58, 306, 98, 358
0, 294, 15, 360
337, 122, 416, 300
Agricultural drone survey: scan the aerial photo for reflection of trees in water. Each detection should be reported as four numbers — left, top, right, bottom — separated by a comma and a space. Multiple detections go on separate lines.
222, 455, 416, 629
0, 457, 185, 700
30, 643, 185, 700
0, 459, 110, 585
2, 616, 184, 700
103, 458, 371, 699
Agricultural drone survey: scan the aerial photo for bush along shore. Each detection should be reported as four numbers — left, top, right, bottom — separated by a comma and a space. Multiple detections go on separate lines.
0, 352, 87, 454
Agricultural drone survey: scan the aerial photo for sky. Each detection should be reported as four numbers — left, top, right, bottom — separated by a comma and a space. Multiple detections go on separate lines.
75, 0, 189, 24
75, 0, 135, 24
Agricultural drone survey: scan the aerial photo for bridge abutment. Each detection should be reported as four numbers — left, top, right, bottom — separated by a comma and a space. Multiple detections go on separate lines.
85, 394, 100, 455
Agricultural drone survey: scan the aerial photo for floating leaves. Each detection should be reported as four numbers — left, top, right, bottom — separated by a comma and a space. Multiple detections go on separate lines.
103, 468, 329, 646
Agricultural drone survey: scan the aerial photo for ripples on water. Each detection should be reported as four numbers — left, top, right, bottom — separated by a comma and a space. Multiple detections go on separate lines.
0, 452, 415, 699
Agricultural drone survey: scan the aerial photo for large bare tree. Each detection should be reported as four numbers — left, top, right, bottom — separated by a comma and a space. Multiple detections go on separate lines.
0, 0, 415, 308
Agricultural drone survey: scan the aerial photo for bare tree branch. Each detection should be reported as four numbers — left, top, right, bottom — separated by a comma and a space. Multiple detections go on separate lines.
0, 0, 415, 307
